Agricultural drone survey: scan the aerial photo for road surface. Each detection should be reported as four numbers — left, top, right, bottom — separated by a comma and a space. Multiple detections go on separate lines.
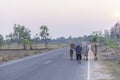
0, 48, 89, 80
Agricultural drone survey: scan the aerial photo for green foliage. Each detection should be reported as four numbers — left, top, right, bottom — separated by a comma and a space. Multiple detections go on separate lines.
40, 25, 49, 39
105, 39, 118, 48
92, 36, 98, 42
12, 24, 31, 49
13, 24, 31, 42
108, 41, 116, 48
22, 39, 30, 45
0, 34, 3, 48
91, 31, 102, 43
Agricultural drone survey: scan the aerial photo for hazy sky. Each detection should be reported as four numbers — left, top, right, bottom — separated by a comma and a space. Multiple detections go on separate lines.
0, 0, 120, 39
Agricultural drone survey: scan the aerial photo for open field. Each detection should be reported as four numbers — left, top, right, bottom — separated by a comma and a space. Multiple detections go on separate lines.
0, 43, 69, 63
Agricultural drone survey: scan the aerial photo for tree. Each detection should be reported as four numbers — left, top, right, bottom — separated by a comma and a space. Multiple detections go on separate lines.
39, 25, 49, 48
104, 30, 110, 38
13, 24, 31, 50
0, 34, 4, 49
6, 35, 11, 49
110, 22, 120, 39
92, 31, 99, 42
33, 33, 40, 49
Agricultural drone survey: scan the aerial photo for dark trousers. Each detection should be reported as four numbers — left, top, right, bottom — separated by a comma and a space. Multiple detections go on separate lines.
76, 52, 82, 61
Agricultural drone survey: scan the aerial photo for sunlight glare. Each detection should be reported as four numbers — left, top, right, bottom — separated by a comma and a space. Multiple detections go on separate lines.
114, 11, 120, 17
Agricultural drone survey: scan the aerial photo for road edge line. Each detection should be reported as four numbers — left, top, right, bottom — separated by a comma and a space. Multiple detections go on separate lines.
87, 59, 90, 80
87, 49, 91, 80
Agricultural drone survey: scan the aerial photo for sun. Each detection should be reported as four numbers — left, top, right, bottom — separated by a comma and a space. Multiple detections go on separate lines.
114, 11, 120, 17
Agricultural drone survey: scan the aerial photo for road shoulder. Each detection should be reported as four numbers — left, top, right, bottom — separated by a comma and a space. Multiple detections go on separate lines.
89, 50, 115, 80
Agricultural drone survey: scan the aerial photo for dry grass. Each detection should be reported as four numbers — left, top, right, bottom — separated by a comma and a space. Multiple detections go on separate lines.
103, 60, 120, 80
0, 50, 41, 62
99, 46, 120, 80
1, 43, 68, 49
0, 44, 68, 63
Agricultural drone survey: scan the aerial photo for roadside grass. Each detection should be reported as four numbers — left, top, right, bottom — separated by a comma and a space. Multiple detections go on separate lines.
99, 52, 120, 80
0, 43, 69, 63
0, 50, 45, 62
104, 60, 120, 80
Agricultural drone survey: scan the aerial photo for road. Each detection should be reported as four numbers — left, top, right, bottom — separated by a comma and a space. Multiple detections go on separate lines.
0, 48, 89, 80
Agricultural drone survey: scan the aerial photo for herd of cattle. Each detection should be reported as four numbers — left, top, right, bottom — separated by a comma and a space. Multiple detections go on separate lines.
70, 42, 98, 61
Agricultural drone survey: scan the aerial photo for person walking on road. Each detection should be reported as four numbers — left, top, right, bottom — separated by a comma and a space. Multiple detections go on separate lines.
75, 43, 82, 63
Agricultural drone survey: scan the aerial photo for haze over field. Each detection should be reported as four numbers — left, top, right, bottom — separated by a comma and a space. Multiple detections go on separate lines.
0, 0, 120, 38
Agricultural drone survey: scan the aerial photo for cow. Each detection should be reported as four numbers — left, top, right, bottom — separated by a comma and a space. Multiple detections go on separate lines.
82, 43, 89, 61
70, 43, 75, 60
91, 43, 98, 60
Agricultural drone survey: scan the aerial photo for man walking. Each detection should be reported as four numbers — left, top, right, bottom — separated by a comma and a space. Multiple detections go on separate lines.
75, 43, 82, 63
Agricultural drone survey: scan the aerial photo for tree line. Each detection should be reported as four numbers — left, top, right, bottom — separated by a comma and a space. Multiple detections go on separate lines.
0, 24, 49, 50
91, 22, 120, 48
0, 24, 93, 50
0, 22, 120, 50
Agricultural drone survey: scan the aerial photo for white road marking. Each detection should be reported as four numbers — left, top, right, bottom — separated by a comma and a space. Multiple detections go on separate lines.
43, 60, 52, 64
87, 58, 90, 80
87, 46, 91, 80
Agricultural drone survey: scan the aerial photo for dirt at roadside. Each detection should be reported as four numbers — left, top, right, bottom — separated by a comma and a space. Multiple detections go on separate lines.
90, 59, 115, 80
97, 45, 120, 80
89, 48, 115, 80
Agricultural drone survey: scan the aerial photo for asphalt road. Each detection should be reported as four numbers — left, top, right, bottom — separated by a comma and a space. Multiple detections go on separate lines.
0, 48, 88, 80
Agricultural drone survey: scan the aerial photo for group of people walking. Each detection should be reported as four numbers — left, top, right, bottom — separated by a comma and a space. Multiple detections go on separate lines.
70, 42, 97, 63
